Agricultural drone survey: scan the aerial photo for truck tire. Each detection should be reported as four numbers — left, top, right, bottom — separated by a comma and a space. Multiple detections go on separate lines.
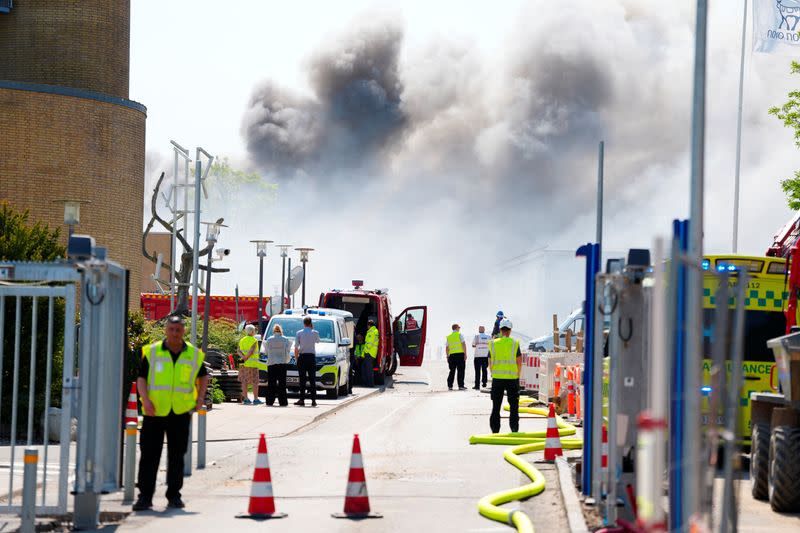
326, 375, 340, 399
768, 425, 800, 512
387, 353, 398, 376
751, 422, 770, 501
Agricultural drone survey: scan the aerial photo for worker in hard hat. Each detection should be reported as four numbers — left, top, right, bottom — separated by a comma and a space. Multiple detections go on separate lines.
446, 324, 467, 390
362, 320, 379, 387
491, 311, 505, 338
488, 318, 522, 433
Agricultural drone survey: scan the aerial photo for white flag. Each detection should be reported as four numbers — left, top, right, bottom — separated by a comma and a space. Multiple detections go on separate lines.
753, 0, 800, 54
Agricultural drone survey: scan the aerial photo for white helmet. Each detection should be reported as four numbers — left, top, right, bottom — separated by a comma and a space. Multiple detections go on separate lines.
499, 318, 513, 330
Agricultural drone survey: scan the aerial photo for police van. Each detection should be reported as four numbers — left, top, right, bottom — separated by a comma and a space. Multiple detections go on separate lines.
262, 308, 354, 399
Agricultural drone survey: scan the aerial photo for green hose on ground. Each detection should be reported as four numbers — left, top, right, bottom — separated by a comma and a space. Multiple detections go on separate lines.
470, 404, 583, 532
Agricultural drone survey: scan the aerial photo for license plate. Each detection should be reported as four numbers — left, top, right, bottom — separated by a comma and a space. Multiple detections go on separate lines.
286, 376, 299, 384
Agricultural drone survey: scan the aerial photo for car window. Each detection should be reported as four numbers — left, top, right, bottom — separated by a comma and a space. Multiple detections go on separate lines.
267, 317, 336, 343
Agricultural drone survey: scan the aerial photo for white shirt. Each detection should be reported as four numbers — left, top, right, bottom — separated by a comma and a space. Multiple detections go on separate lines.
263, 334, 292, 365
472, 332, 491, 358
295, 327, 320, 355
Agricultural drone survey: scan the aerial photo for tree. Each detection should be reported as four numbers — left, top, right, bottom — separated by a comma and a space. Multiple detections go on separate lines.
0, 201, 66, 260
769, 61, 800, 210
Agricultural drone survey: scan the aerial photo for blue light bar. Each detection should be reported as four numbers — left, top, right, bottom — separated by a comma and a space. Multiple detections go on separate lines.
716, 264, 726, 272
701, 386, 712, 396
284, 310, 293, 315
727, 264, 737, 272
701, 259, 710, 270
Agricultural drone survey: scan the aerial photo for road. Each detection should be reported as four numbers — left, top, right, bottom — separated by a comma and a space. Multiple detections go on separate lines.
111, 361, 566, 532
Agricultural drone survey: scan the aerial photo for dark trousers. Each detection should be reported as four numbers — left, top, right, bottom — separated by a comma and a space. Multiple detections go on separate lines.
266, 364, 288, 406
474, 357, 489, 388
447, 353, 466, 388
490, 379, 520, 433
297, 354, 317, 402
137, 411, 191, 502
361, 355, 375, 387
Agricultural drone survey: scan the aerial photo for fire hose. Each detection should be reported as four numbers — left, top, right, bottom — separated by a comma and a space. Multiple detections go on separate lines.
469, 400, 583, 533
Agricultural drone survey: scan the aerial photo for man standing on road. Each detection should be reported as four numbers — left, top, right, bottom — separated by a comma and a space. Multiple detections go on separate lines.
352, 333, 365, 386
264, 324, 291, 407
238, 324, 264, 405
294, 316, 320, 407
446, 324, 467, 390
472, 325, 491, 390
362, 320, 379, 387
491, 311, 505, 338
134, 315, 209, 511
488, 318, 522, 433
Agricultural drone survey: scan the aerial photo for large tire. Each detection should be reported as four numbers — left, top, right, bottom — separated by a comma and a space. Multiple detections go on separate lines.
751, 422, 770, 501
326, 375, 340, 399
768, 425, 800, 512
387, 352, 398, 376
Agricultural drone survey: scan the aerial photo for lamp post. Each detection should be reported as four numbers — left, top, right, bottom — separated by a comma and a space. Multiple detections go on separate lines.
201, 221, 226, 353
277, 245, 292, 313
250, 240, 273, 336
54, 199, 90, 238
295, 248, 314, 307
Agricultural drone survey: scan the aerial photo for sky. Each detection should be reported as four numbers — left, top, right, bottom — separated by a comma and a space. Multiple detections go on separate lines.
131, 0, 800, 348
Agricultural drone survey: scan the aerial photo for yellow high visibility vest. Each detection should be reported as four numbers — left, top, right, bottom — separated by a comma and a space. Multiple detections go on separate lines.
489, 337, 520, 379
447, 331, 464, 354
364, 326, 379, 357
355, 343, 366, 359
145, 341, 205, 416
240, 335, 266, 370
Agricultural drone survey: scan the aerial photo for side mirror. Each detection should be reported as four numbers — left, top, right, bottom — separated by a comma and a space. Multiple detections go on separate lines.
340, 337, 351, 347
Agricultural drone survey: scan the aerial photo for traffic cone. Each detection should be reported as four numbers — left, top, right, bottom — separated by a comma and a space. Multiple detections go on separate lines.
236, 434, 287, 519
332, 434, 382, 519
567, 367, 576, 417
553, 363, 562, 398
125, 382, 138, 427
543, 403, 563, 462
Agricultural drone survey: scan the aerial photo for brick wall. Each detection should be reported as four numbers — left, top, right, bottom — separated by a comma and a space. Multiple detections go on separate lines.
141, 232, 174, 294
0, 0, 130, 98
0, 87, 146, 307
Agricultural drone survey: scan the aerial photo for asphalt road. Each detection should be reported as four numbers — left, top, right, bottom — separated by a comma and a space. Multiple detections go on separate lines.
112, 361, 562, 533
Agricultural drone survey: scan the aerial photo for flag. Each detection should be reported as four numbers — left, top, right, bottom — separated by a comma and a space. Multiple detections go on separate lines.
753, 0, 800, 54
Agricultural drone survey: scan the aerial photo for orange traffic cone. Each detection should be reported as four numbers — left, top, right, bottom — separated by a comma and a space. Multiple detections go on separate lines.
125, 382, 138, 427
332, 434, 382, 519
553, 363, 562, 398
236, 434, 287, 519
567, 367, 576, 417
543, 403, 563, 462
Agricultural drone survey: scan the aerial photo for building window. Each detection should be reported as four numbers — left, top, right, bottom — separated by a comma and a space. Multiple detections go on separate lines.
0, 1, 12, 14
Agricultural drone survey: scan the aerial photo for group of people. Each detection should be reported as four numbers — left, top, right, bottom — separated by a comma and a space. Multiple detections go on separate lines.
445, 310, 523, 433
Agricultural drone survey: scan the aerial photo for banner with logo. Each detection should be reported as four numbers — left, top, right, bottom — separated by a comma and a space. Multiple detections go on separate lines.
753, 0, 800, 54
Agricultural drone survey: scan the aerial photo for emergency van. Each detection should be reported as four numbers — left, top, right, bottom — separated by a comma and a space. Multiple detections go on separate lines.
318, 281, 428, 385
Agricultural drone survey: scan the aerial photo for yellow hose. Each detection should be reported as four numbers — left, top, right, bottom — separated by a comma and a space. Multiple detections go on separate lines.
470, 403, 583, 533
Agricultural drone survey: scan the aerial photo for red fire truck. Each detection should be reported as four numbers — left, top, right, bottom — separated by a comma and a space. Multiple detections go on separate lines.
140, 293, 271, 323
318, 280, 428, 385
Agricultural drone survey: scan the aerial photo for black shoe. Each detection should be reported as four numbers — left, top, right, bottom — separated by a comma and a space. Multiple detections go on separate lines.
448, 386, 453, 390
472, 386, 479, 390
459, 386, 467, 390
311, 401, 317, 407
294, 400, 305, 406
167, 498, 185, 509
132, 498, 152, 511
482, 383, 487, 388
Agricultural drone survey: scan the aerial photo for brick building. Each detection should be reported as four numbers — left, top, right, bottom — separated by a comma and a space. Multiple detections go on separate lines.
0, 0, 146, 306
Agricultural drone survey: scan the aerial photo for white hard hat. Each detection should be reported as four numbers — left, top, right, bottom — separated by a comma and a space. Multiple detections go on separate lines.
500, 318, 513, 330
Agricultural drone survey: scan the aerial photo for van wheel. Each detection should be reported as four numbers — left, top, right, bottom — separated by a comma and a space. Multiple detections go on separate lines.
326, 376, 340, 399
751, 422, 770, 500
338, 373, 348, 396
768, 426, 800, 512
387, 353, 398, 376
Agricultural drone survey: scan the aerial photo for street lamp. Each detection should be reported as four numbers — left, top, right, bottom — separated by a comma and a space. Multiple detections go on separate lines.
201, 221, 227, 353
295, 247, 314, 307
250, 240, 274, 336
277, 245, 292, 312
54, 199, 90, 237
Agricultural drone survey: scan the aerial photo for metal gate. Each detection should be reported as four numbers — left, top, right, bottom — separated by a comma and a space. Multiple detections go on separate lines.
0, 284, 77, 514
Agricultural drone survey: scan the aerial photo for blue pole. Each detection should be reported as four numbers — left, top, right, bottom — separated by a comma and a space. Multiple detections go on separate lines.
576, 242, 600, 496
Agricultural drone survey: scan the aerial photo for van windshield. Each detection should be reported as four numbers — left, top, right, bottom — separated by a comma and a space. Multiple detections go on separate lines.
702, 309, 785, 362
268, 318, 336, 343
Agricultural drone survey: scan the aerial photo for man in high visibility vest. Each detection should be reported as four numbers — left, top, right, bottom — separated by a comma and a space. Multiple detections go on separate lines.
133, 315, 209, 511
446, 324, 467, 390
352, 333, 365, 386
488, 318, 522, 433
362, 320, 379, 387
238, 324, 266, 405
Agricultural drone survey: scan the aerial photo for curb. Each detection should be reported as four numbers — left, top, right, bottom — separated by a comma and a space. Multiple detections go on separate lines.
283, 386, 384, 437
555, 457, 590, 533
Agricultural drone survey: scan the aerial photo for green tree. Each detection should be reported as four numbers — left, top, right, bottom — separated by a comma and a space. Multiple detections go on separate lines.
0, 202, 67, 439
769, 61, 800, 210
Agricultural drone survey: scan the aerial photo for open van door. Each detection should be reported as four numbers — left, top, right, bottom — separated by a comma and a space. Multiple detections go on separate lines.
393, 306, 427, 366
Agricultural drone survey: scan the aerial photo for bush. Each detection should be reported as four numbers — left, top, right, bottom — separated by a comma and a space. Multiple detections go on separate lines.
210, 378, 225, 404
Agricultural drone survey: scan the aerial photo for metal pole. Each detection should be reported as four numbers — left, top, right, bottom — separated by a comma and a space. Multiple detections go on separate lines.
191, 156, 202, 346
197, 407, 207, 469
280, 254, 287, 313
597, 141, 604, 248
733, 0, 748, 253
685, 0, 708, 526
21, 448, 37, 533
301, 260, 307, 307
606, 276, 622, 524
123, 422, 137, 503
288, 258, 292, 309
591, 274, 604, 503
171, 148, 179, 312
202, 244, 214, 354
258, 256, 264, 334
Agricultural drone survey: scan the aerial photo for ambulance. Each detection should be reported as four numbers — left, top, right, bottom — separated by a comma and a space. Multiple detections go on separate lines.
318, 281, 428, 385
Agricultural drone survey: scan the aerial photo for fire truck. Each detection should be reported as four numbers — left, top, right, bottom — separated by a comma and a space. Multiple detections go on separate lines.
318, 280, 428, 385
140, 293, 271, 323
